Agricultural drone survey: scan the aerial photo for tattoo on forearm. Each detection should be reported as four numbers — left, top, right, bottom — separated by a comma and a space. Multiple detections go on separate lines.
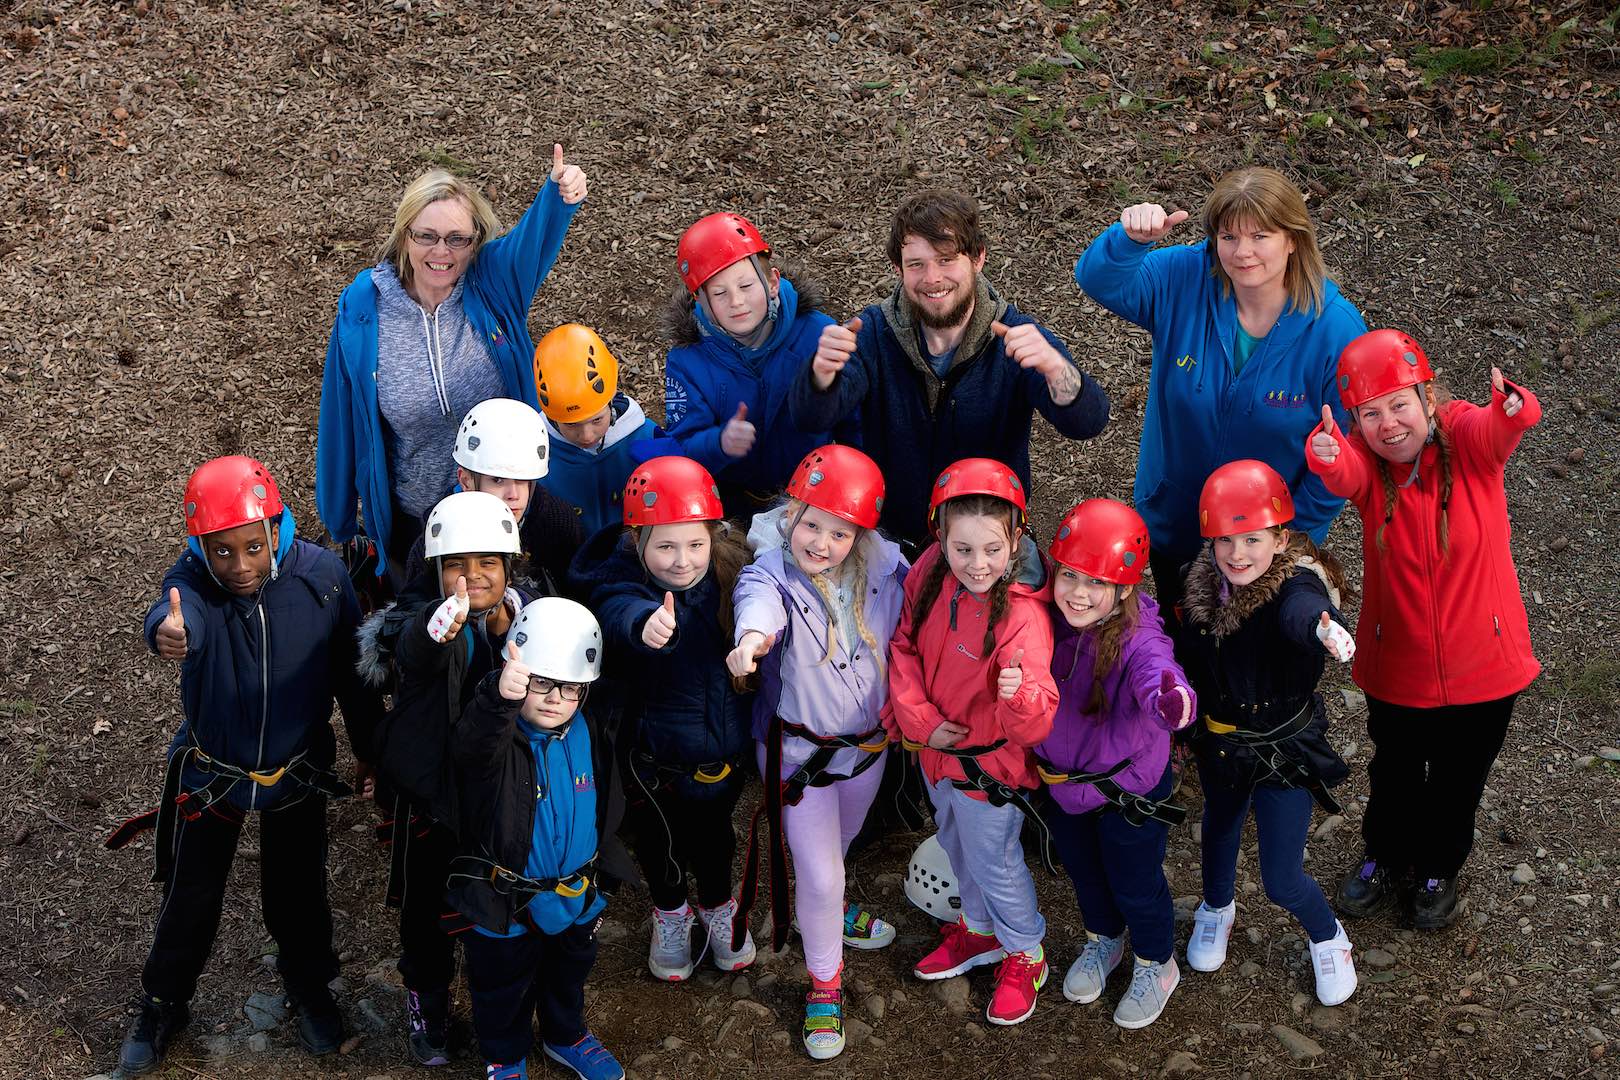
1048, 365, 1082, 406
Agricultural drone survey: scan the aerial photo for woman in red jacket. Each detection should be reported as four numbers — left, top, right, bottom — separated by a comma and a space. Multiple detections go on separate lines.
887, 459, 1059, 1028
1306, 329, 1540, 929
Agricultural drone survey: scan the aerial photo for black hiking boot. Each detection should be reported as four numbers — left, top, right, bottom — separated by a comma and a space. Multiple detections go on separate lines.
1334, 856, 1396, 918
1411, 876, 1459, 930
291, 986, 344, 1055
118, 994, 190, 1076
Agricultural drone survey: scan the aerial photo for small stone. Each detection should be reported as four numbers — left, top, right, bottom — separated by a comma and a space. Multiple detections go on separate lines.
931, 977, 971, 1013
1246, 927, 1263, 945
1364, 948, 1397, 969
1105, 1057, 1133, 1076
1516, 894, 1537, 910
865, 993, 887, 1021
754, 972, 779, 991
247, 1032, 271, 1053
1587, 1026, 1608, 1046
1511, 863, 1537, 885
662, 1036, 686, 1051
366, 958, 404, 989
1227, 1021, 1263, 1035
890, 989, 908, 1007
1308, 1006, 1346, 1034
1190, 821, 1202, 843
1598, 747, 1620, 763
873, 872, 903, 888
1161, 1049, 1200, 1076
1313, 815, 1345, 840
1577, 756, 1599, 768
1290, 992, 1311, 1016
729, 976, 752, 999
1339, 688, 1366, 711
768, 1030, 790, 1048
963, 1021, 986, 1040
1456, 1021, 1477, 1035
244, 992, 288, 1031
844, 1015, 874, 1044
731, 999, 773, 1020
1271, 1024, 1324, 1060
339, 1034, 363, 1055
1238, 961, 1261, 977
1567, 447, 1587, 464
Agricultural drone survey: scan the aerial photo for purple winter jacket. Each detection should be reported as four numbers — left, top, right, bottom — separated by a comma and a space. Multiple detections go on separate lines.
1036, 593, 1194, 815
733, 507, 909, 772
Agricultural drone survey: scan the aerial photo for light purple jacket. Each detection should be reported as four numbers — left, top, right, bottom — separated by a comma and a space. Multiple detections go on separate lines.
1036, 593, 1193, 815
734, 507, 908, 770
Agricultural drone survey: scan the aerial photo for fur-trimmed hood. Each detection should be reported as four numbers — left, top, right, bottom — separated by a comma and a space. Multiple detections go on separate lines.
659, 259, 828, 347
1182, 543, 1341, 638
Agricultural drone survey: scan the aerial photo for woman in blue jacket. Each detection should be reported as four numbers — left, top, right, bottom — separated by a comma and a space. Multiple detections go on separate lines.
316, 146, 588, 590
1073, 167, 1366, 618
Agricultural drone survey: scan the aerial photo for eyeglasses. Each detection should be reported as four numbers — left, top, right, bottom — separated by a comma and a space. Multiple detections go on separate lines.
527, 676, 586, 700
407, 228, 477, 250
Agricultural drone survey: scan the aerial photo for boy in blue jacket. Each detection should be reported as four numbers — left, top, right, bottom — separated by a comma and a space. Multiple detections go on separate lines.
111, 457, 381, 1076
661, 212, 857, 517
533, 323, 661, 542
450, 598, 624, 1080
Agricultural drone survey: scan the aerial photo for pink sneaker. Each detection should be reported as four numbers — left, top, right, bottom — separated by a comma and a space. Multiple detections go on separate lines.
913, 918, 1005, 981
986, 949, 1048, 1026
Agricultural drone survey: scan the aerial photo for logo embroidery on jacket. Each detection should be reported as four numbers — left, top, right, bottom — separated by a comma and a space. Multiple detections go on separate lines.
1174, 353, 1198, 370
574, 772, 594, 794
663, 374, 689, 426
1263, 389, 1309, 409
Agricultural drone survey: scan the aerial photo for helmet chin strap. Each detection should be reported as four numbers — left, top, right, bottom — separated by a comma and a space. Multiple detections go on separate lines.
1399, 419, 1438, 489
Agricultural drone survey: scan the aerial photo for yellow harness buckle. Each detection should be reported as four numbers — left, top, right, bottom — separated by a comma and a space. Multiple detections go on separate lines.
248, 766, 288, 787
855, 735, 890, 754
693, 762, 733, 784
1036, 764, 1072, 785
1203, 716, 1237, 735
900, 737, 927, 753
554, 875, 590, 898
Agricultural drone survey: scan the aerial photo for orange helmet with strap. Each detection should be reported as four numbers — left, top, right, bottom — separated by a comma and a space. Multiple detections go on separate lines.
1049, 499, 1150, 585
1336, 328, 1435, 409
533, 324, 618, 422
183, 456, 284, 537
785, 444, 884, 529
1198, 459, 1294, 538
928, 458, 1027, 537
676, 212, 770, 293
623, 456, 724, 527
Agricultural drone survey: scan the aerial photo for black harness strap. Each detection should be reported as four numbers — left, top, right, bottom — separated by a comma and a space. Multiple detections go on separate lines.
1035, 756, 1188, 828
439, 853, 598, 936
902, 737, 1059, 874
1205, 701, 1342, 815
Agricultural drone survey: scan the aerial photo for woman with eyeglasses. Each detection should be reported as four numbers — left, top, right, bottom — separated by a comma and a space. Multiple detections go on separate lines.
317, 145, 588, 595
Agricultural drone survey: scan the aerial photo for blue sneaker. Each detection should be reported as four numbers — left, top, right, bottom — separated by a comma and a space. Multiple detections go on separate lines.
543, 1032, 624, 1080
486, 1059, 527, 1080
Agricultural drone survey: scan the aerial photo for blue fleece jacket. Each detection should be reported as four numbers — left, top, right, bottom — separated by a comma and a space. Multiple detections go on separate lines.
664, 278, 855, 494
316, 179, 581, 576
788, 281, 1109, 546
143, 525, 381, 812
1074, 223, 1367, 558
539, 392, 660, 538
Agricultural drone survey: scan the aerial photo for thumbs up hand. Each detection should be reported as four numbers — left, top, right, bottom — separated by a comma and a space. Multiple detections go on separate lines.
811, 317, 861, 390
1316, 611, 1355, 662
1492, 366, 1525, 417
1310, 404, 1343, 465
997, 648, 1026, 701
550, 143, 588, 205
1153, 669, 1195, 730
725, 629, 779, 678
642, 591, 679, 649
427, 577, 472, 644
1120, 203, 1189, 244
992, 320, 1067, 379
498, 641, 532, 701
720, 401, 757, 459
155, 586, 188, 660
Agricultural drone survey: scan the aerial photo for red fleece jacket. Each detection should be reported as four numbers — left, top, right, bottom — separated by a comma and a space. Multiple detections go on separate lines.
1306, 383, 1541, 707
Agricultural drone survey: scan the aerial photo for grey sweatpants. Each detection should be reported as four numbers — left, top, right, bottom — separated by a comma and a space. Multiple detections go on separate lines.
928, 774, 1045, 953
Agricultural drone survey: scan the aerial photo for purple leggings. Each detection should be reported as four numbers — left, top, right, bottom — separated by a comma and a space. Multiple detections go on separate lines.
756, 744, 886, 981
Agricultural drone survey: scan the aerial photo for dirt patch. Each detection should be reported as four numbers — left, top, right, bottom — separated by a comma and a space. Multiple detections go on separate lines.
1, 1, 1618, 1078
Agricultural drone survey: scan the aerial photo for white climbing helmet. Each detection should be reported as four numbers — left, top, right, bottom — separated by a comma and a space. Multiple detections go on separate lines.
423, 490, 522, 559
905, 833, 961, 921
508, 597, 603, 684
453, 397, 549, 480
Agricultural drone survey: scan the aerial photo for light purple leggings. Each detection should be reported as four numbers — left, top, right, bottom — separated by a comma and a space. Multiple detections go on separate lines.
756, 744, 887, 981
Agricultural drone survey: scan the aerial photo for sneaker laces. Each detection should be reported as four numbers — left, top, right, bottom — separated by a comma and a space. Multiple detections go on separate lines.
130, 999, 164, 1041
654, 907, 693, 950
1124, 961, 1160, 1004
1078, 936, 1116, 975
996, 949, 1042, 985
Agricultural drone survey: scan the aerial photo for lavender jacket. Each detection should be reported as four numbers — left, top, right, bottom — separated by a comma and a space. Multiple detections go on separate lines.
734, 507, 909, 771
1037, 593, 1194, 815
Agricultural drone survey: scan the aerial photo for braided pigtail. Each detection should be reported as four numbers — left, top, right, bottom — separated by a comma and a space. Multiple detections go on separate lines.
981, 575, 1013, 658
1433, 402, 1455, 559
905, 552, 952, 648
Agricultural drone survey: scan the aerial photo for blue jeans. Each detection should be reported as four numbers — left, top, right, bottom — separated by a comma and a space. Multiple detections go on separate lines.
1200, 782, 1337, 943
1043, 763, 1175, 962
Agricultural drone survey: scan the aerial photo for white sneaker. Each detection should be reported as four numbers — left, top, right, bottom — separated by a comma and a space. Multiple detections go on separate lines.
1311, 921, 1357, 1006
1062, 932, 1124, 1004
697, 898, 757, 972
1186, 901, 1236, 972
648, 905, 695, 982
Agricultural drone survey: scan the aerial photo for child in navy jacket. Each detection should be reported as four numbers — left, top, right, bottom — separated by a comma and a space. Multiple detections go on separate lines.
451, 598, 622, 1080
661, 212, 857, 517
113, 457, 380, 1077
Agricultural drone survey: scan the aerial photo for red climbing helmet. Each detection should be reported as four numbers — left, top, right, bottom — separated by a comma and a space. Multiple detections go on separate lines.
786, 444, 885, 529
1198, 459, 1294, 538
1049, 499, 1150, 586
183, 456, 284, 537
623, 456, 724, 527
928, 458, 1027, 536
1336, 328, 1436, 409
676, 212, 770, 293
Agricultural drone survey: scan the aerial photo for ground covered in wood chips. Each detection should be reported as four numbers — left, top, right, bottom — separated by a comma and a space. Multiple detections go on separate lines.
3, 1, 1620, 1078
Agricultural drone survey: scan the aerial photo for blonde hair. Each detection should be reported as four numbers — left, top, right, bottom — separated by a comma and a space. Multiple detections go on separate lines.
783, 499, 885, 677
1202, 167, 1327, 318
1365, 382, 1455, 558
379, 169, 502, 291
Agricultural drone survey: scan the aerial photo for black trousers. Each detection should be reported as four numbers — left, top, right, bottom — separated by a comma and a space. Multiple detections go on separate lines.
624, 771, 742, 911
1362, 692, 1518, 879
396, 813, 459, 993
462, 918, 598, 1064
142, 794, 336, 1003
1148, 548, 1193, 636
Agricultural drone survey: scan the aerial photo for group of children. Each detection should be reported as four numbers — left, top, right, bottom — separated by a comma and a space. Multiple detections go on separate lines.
114, 207, 1541, 1079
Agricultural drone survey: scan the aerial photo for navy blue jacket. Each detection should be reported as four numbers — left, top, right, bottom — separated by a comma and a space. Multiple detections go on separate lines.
788, 280, 1109, 545
570, 527, 751, 798
143, 533, 381, 812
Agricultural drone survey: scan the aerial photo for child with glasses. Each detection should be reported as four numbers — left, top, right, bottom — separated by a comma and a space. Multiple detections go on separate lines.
449, 598, 624, 1080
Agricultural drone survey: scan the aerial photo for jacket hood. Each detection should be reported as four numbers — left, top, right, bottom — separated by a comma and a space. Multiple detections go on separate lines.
545, 392, 648, 457
744, 504, 906, 588
1182, 543, 1339, 638
659, 261, 828, 347
879, 274, 1009, 387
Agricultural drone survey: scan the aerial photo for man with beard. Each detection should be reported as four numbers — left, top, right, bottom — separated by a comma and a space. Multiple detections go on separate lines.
789, 190, 1109, 551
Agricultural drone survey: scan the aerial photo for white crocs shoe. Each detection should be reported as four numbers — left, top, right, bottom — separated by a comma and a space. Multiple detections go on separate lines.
1311, 921, 1357, 1006
698, 898, 757, 972
1186, 900, 1236, 973
648, 905, 695, 982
